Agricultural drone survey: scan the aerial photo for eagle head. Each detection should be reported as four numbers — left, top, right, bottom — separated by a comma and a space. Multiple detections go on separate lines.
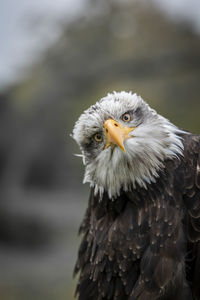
72, 91, 183, 199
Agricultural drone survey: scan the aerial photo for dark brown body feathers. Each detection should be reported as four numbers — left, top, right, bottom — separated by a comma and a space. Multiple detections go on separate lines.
74, 133, 200, 300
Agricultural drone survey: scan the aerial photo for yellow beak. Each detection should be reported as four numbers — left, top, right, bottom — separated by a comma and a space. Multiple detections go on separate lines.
104, 119, 135, 152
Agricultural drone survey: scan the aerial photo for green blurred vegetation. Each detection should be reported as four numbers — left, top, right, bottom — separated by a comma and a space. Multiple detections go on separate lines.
0, 0, 200, 299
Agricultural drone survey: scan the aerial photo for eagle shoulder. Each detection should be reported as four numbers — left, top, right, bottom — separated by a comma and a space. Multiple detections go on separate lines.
179, 133, 200, 300
179, 133, 200, 242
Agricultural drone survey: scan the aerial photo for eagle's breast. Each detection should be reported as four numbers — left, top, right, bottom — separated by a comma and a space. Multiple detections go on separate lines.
75, 159, 185, 298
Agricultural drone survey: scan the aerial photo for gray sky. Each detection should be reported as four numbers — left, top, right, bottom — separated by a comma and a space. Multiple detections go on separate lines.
153, 0, 200, 31
1, 0, 200, 88
0, 0, 86, 87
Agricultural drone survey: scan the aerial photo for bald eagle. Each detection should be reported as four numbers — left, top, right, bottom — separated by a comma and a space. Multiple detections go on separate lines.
72, 92, 200, 300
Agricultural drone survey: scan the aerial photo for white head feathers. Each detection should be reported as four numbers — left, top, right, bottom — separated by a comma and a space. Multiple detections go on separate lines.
72, 91, 184, 199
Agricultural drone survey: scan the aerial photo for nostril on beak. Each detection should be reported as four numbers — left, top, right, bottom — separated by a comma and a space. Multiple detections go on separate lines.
114, 123, 118, 127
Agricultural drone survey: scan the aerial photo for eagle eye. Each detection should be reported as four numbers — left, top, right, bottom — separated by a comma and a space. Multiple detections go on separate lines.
122, 112, 131, 122
94, 133, 103, 142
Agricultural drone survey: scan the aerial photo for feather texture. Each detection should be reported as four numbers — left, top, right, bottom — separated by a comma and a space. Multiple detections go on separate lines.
72, 92, 200, 299
74, 133, 200, 300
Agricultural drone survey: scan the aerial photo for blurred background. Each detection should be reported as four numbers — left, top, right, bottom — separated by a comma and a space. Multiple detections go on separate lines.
0, 0, 200, 299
